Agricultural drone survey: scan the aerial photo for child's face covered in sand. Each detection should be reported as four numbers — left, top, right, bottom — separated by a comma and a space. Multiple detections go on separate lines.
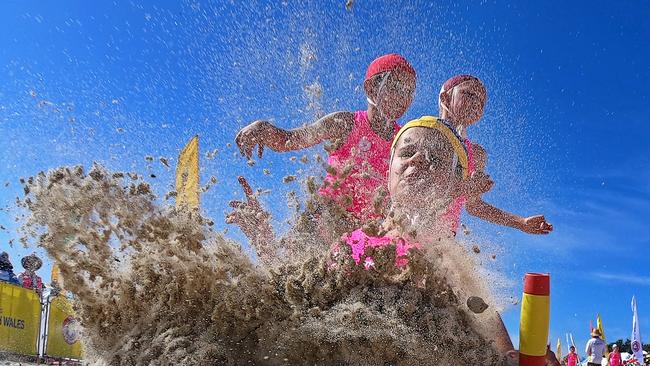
441, 80, 486, 127
388, 127, 460, 208
367, 70, 416, 120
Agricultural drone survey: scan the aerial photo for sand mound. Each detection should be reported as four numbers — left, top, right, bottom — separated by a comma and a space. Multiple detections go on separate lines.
17, 165, 506, 365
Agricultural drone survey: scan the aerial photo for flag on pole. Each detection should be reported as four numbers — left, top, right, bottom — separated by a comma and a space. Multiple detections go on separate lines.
566, 333, 570, 354
631, 295, 645, 365
51, 264, 60, 284
556, 337, 562, 362
176, 135, 200, 208
597, 313, 608, 357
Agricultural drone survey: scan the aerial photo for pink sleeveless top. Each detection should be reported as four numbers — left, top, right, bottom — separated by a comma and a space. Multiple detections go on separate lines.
566, 353, 578, 366
334, 228, 421, 269
609, 352, 621, 366
442, 138, 474, 233
319, 111, 399, 220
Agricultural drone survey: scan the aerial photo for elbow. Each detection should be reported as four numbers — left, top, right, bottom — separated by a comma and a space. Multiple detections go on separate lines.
464, 200, 480, 216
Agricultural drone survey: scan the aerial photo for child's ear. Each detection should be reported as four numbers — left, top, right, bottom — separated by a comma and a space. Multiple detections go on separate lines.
439, 91, 451, 110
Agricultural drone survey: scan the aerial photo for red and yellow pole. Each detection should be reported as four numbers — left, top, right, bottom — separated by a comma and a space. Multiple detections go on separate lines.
519, 273, 550, 366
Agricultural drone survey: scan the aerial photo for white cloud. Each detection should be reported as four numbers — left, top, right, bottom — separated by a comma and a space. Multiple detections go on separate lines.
591, 272, 650, 286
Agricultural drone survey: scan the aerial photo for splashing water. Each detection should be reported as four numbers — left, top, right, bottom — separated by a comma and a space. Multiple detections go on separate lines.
16, 165, 508, 365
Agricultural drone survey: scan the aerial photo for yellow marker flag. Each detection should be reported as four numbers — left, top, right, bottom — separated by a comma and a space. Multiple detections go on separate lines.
556, 337, 562, 362
176, 135, 200, 208
51, 265, 60, 283
597, 313, 608, 357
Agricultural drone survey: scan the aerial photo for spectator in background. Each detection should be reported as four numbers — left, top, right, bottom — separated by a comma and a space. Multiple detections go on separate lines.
0, 251, 20, 285
607, 344, 622, 366
562, 345, 580, 366
18, 253, 44, 296
585, 329, 607, 366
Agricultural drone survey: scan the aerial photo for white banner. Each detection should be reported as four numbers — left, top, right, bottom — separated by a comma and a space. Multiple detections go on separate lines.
632, 295, 645, 365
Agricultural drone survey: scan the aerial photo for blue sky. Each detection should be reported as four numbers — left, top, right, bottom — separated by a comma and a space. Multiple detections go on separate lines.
1, 0, 649, 353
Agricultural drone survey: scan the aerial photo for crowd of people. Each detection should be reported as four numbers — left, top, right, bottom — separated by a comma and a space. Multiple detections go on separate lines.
0, 251, 45, 295
559, 329, 647, 366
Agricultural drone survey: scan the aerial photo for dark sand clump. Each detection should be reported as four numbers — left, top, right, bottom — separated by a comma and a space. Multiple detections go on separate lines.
17, 165, 506, 365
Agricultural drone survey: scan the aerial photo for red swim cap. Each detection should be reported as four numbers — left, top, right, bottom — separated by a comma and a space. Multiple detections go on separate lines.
364, 54, 416, 86
441, 74, 484, 94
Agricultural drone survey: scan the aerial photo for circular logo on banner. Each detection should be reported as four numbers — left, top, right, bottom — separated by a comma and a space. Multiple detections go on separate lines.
632, 340, 641, 353
62, 316, 81, 345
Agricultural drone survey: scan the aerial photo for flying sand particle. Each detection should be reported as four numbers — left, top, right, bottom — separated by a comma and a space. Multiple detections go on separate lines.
159, 157, 170, 168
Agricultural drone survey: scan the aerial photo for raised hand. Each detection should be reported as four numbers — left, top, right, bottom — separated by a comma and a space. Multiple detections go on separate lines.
235, 120, 274, 160
226, 176, 270, 238
225, 176, 275, 262
519, 215, 553, 235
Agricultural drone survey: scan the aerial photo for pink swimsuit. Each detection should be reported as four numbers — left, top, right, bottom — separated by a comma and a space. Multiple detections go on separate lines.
334, 228, 421, 269
319, 110, 399, 220
566, 353, 578, 366
442, 137, 474, 233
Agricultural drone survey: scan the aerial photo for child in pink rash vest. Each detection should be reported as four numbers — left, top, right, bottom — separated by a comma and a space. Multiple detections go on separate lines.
333, 116, 472, 271
317, 110, 399, 220
563, 346, 580, 366
235, 54, 417, 221
438, 75, 554, 235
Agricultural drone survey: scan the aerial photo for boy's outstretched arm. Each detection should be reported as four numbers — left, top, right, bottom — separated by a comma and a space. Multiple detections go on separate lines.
235, 111, 355, 160
465, 197, 553, 234
465, 143, 553, 235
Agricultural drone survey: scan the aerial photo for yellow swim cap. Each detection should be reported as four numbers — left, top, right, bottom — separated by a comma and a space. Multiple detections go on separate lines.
391, 116, 468, 178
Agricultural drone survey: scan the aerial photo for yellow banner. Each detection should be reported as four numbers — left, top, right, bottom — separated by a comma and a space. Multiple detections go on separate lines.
46, 296, 83, 359
0, 282, 40, 355
175, 135, 200, 208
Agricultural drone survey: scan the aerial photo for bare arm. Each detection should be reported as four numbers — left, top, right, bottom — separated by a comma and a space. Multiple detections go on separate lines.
225, 177, 277, 265
465, 197, 553, 234
235, 111, 355, 159
472, 143, 487, 172
465, 143, 552, 235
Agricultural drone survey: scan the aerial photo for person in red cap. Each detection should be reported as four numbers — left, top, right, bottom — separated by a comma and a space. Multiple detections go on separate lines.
439, 75, 553, 235
234, 54, 416, 222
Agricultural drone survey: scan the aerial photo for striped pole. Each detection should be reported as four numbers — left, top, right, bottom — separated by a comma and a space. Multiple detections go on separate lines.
519, 273, 550, 366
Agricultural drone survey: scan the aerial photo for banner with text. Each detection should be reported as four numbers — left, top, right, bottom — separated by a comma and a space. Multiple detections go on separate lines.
0, 282, 40, 355
45, 296, 83, 359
